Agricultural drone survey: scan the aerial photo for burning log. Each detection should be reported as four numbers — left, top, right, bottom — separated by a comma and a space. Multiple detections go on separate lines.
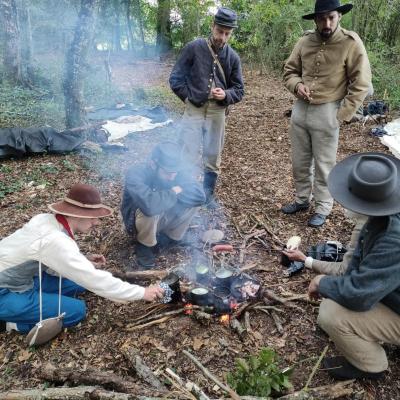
121, 347, 167, 392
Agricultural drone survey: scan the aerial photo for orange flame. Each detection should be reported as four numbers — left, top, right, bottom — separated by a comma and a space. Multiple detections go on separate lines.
219, 314, 230, 325
184, 303, 193, 315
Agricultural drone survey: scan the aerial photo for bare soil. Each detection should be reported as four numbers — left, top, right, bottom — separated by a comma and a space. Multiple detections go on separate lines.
0, 60, 398, 399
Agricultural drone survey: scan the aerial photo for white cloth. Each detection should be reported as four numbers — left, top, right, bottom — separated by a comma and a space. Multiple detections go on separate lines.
102, 116, 173, 141
0, 214, 144, 302
380, 118, 400, 160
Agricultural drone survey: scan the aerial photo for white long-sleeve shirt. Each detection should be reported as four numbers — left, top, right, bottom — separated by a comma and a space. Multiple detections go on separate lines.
0, 213, 145, 302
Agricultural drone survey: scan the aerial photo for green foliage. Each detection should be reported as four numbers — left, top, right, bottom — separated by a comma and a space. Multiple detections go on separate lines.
227, 347, 293, 397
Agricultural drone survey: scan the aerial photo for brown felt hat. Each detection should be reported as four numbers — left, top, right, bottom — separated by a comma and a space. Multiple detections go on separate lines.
48, 183, 113, 219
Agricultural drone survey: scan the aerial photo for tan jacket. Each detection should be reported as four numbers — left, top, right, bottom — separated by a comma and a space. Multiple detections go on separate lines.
283, 27, 371, 122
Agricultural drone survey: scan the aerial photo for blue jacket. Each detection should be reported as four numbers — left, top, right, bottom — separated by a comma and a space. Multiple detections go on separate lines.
169, 38, 244, 107
121, 163, 206, 234
319, 213, 400, 315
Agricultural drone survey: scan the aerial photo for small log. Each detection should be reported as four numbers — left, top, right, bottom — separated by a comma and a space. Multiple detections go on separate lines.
182, 350, 241, 400
122, 347, 167, 392
230, 317, 246, 338
263, 290, 303, 312
39, 363, 144, 394
191, 310, 212, 324
113, 270, 168, 282
271, 311, 284, 335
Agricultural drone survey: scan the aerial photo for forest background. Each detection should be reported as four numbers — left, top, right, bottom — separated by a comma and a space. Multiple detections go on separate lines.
0, 0, 399, 130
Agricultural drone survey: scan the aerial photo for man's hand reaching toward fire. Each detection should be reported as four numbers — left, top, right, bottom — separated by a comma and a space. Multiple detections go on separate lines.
87, 254, 106, 267
212, 88, 226, 100
143, 285, 165, 301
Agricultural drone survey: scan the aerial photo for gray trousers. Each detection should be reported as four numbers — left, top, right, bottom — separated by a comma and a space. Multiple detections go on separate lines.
318, 299, 400, 372
290, 99, 340, 215
135, 205, 198, 247
179, 100, 226, 175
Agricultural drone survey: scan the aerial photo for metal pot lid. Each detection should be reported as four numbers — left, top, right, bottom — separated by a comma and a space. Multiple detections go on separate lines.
215, 269, 233, 278
191, 287, 209, 295
195, 265, 209, 274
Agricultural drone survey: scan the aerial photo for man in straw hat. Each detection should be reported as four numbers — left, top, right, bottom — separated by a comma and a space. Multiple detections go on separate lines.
169, 7, 244, 209
0, 183, 164, 334
282, 0, 372, 227
308, 152, 400, 380
121, 141, 206, 269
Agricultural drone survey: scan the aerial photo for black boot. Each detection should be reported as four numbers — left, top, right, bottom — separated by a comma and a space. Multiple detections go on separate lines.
135, 242, 156, 269
203, 171, 220, 209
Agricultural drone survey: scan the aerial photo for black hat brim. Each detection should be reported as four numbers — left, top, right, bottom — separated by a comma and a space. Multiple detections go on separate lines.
328, 152, 400, 216
302, 4, 353, 20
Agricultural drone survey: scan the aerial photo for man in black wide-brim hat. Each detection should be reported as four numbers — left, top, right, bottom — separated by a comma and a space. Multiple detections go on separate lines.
282, 0, 372, 228
308, 152, 400, 380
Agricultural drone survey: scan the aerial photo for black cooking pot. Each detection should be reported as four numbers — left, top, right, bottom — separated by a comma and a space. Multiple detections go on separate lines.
188, 287, 211, 306
214, 268, 233, 287
161, 272, 182, 303
213, 286, 232, 314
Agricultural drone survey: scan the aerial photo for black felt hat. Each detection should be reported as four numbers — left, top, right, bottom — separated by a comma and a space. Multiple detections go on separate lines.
328, 153, 400, 216
303, 0, 353, 20
151, 141, 184, 173
214, 7, 238, 28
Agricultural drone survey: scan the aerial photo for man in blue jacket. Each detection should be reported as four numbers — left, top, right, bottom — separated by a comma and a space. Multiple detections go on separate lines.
169, 7, 244, 208
309, 152, 400, 380
121, 142, 206, 268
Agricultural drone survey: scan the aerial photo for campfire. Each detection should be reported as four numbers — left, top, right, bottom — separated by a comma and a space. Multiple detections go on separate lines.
160, 243, 262, 318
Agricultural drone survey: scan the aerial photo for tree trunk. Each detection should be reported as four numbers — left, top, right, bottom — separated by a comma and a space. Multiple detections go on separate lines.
125, 0, 135, 51
17, 0, 34, 83
133, 0, 146, 56
156, 0, 172, 55
63, 0, 99, 129
0, 0, 22, 83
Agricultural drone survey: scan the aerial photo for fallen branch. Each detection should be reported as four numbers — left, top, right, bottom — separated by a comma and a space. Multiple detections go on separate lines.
122, 347, 167, 392
125, 315, 172, 331
263, 290, 303, 312
250, 214, 284, 248
38, 363, 147, 395
271, 311, 284, 335
230, 317, 247, 338
126, 308, 185, 328
276, 379, 356, 400
165, 368, 210, 400
0, 386, 136, 399
253, 305, 284, 314
303, 345, 329, 391
182, 350, 241, 400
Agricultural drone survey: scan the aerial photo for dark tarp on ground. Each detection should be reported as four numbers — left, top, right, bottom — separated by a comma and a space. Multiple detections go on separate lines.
0, 127, 86, 159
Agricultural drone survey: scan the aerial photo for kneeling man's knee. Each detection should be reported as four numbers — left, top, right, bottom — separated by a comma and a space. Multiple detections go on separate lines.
317, 298, 343, 334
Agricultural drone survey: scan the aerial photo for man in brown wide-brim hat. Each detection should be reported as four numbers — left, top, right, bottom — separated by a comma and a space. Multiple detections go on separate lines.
0, 183, 164, 335
281, 0, 372, 228
308, 152, 400, 380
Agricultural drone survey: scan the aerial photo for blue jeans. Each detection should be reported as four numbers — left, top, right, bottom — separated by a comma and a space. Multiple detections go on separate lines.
0, 272, 86, 333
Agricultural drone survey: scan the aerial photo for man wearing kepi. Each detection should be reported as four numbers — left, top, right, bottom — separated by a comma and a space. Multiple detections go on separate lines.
308, 152, 400, 380
121, 142, 206, 269
282, 0, 371, 227
169, 7, 244, 208
0, 184, 164, 334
